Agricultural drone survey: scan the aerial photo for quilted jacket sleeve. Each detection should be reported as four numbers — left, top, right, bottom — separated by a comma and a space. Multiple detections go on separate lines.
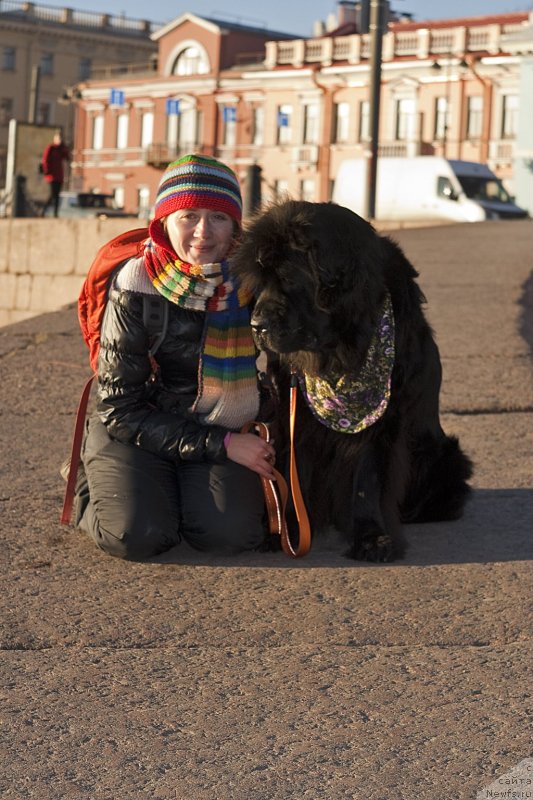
95, 287, 228, 463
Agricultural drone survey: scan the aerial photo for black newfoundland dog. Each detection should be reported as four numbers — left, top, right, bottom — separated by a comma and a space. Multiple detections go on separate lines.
232, 200, 473, 562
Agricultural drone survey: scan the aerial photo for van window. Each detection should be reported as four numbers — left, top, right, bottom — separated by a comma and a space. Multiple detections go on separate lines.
456, 175, 511, 203
437, 176, 458, 201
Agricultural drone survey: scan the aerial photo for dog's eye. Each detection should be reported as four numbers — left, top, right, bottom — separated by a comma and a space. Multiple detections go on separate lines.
321, 278, 338, 289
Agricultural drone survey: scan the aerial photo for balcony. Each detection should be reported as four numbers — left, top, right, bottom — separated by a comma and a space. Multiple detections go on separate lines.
488, 139, 515, 166
80, 144, 199, 169
291, 145, 319, 166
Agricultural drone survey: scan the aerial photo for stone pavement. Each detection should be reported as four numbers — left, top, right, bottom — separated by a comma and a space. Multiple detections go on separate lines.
0, 220, 532, 800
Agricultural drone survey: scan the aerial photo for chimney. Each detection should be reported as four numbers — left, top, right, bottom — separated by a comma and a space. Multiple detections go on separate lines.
337, 1, 357, 27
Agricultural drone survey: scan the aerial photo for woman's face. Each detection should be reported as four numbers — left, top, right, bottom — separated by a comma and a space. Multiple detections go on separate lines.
164, 208, 235, 264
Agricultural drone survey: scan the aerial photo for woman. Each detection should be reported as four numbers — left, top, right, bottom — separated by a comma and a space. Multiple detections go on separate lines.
41, 130, 70, 217
74, 154, 275, 559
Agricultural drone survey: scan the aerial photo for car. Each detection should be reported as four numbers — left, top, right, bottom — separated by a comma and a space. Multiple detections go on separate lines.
53, 191, 137, 219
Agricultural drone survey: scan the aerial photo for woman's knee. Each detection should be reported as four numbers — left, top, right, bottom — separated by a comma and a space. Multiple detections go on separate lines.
80, 417, 181, 559
80, 502, 180, 560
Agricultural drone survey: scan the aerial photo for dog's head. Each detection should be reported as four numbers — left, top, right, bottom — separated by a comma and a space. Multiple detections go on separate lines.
232, 200, 389, 370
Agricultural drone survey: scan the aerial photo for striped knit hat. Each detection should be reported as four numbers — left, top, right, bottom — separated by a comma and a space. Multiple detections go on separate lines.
153, 154, 242, 225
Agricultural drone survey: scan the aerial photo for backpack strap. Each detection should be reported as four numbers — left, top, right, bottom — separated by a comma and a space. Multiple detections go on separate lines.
60, 374, 95, 525
142, 294, 169, 358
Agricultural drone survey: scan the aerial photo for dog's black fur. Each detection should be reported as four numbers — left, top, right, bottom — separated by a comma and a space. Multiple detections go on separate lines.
232, 200, 473, 562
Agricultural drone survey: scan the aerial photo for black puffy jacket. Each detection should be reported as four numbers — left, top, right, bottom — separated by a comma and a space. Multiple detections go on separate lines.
96, 281, 246, 463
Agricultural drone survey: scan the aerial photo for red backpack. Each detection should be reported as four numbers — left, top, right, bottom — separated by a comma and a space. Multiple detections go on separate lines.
61, 227, 168, 524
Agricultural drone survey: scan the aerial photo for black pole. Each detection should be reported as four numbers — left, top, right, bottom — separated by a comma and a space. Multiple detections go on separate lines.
243, 164, 262, 219
364, 0, 384, 220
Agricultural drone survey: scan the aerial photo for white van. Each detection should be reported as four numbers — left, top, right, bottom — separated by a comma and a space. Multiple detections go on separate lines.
332, 157, 528, 223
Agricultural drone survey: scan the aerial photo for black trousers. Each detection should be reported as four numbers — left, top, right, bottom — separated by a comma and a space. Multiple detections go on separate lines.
76, 416, 266, 560
43, 180, 62, 216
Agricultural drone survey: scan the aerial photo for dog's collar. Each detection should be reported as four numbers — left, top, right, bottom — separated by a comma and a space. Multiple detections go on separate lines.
298, 293, 395, 434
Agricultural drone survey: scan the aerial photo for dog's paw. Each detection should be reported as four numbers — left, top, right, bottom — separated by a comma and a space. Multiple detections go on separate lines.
350, 532, 396, 563
256, 532, 282, 553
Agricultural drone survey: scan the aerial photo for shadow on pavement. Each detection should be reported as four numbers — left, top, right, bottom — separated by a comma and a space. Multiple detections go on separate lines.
148, 487, 533, 570
519, 269, 533, 360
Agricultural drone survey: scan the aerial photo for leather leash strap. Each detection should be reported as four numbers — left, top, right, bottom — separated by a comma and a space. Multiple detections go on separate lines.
242, 376, 311, 557
60, 374, 95, 525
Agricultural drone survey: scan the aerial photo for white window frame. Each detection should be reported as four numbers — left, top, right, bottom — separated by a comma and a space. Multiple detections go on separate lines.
299, 178, 315, 202
358, 100, 370, 142
501, 94, 518, 139
467, 95, 483, 139
333, 101, 350, 143
395, 97, 417, 141
252, 106, 264, 146
116, 113, 129, 149
140, 111, 154, 148
303, 102, 320, 145
92, 114, 104, 150
277, 104, 293, 145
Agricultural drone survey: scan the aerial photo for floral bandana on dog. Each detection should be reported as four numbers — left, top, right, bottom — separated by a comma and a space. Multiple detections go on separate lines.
298, 294, 395, 433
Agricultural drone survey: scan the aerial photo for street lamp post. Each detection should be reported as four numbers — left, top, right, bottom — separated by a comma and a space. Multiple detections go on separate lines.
364, 0, 384, 220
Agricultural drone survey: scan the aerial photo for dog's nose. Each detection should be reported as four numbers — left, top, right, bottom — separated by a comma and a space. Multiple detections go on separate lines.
250, 313, 269, 334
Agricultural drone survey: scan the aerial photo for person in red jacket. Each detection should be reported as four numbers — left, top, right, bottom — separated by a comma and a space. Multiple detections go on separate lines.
41, 130, 70, 217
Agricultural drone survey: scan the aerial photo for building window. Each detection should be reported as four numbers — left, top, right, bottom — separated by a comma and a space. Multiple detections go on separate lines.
501, 94, 518, 139
40, 53, 54, 76
167, 104, 197, 155
0, 98, 13, 127
222, 106, 237, 146
172, 45, 209, 76
140, 111, 154, 148
434, 96, 449, 141
273, 179, 289, 199
113, 186, 125, 209
179, 107, 198, 151
332, 102, 350, 143
252, 106, 264, 146
92, 114, 104, 150
79, 58, 91, 81
395, 98, 416, 141
466, 96, 483, 139
166, 113, 178, 156
277, 104, 293, 145
303, 103, 320, 145
299, 179, 315, 202
37, 103, 51, 125
358, 100, 370, 142
138, 185, 151, 218
116, 113, 128, 149
2, 47, 16, 71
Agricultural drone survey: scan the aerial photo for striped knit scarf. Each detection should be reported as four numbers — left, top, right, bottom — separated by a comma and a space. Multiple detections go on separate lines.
143, 228, 259, 429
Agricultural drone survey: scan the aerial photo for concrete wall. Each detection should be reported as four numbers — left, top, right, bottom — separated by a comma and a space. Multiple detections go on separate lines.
514, 56, 533, 216
0, 218, 144, 327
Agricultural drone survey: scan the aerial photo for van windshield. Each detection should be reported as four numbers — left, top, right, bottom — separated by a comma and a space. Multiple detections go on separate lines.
77, 193, 115, 210
456, 176, 511, 204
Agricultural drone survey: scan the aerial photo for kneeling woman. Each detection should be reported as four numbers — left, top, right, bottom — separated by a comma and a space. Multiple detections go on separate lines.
74, 155, 275, 559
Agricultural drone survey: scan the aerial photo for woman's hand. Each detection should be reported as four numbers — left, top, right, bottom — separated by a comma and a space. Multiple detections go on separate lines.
226, 432, 277, 479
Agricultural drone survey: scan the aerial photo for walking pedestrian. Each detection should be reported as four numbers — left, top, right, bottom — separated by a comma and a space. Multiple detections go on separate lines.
41, 130, 70, 217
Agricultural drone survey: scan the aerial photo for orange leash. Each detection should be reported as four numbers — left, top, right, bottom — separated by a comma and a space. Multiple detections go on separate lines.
242, 375, 311, 557
60, 374, 95, 525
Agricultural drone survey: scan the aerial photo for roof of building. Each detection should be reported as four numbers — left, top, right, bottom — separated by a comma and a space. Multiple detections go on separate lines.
389, 11, 530, 32
152, 11, 296, 42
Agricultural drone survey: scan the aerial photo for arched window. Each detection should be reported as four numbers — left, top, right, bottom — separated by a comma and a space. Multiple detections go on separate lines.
172, 45, 209, 76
